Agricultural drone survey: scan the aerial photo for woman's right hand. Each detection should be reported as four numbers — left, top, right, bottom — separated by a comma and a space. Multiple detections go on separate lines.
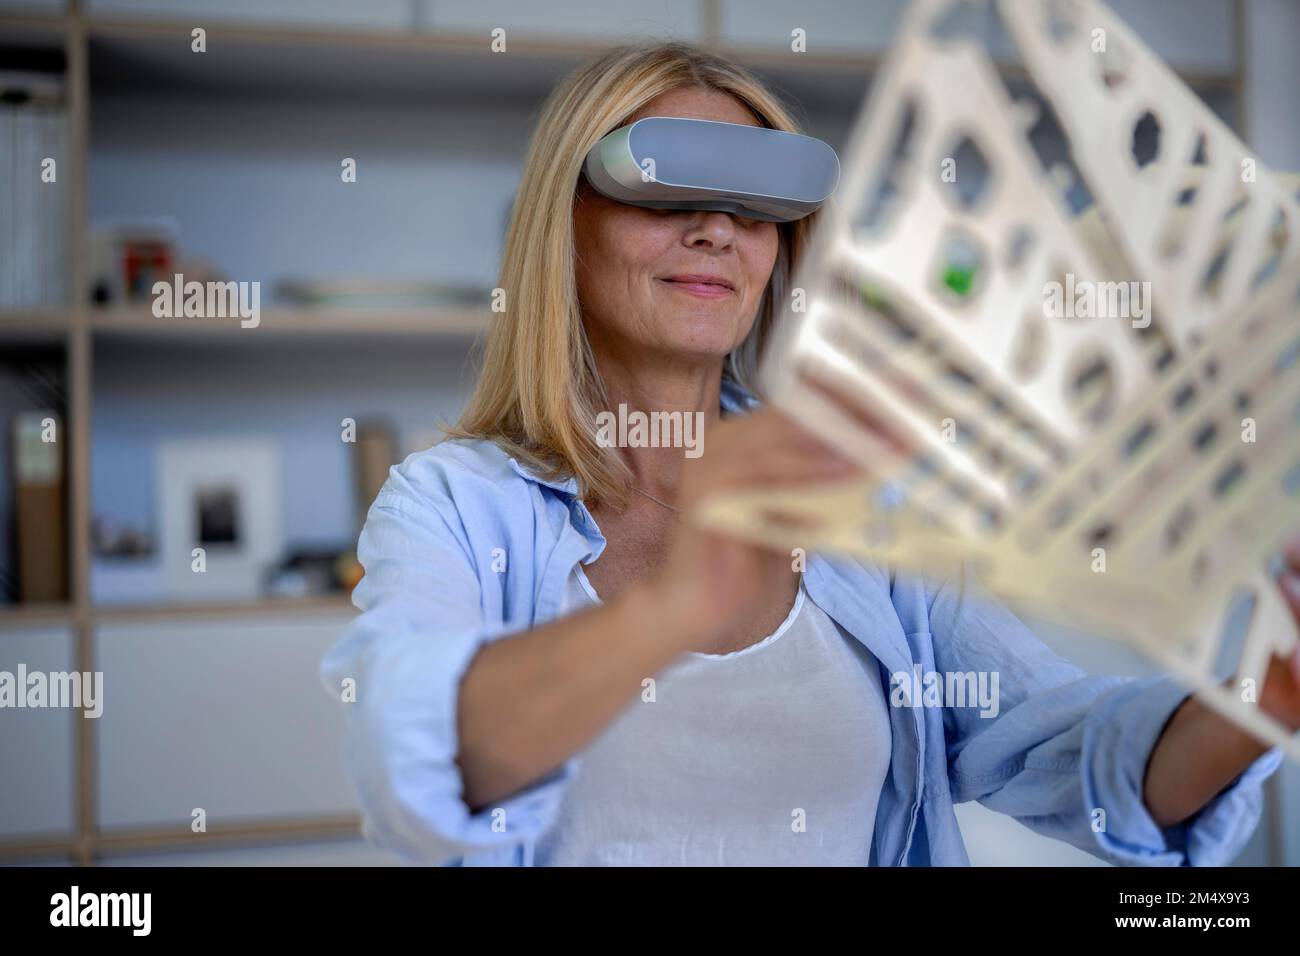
647, 404, 865, 649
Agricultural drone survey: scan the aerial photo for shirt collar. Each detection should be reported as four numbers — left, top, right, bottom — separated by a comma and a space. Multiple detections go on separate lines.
507, 457, 581, 496
720, 375, 762, 414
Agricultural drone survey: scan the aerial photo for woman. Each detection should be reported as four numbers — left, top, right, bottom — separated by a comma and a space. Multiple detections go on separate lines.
321, 42, 1300, 866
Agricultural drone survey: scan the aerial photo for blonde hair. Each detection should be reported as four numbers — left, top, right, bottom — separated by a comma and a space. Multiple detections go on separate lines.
445, 41, 818, 508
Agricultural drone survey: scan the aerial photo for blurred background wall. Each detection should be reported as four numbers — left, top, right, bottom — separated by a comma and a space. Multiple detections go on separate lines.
0, 0, 1297, 866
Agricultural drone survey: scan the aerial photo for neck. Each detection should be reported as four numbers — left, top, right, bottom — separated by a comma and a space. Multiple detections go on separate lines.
591, 351, 723, 498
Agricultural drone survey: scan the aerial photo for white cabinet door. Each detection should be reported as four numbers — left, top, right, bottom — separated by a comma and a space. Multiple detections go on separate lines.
85, 0, 412, 30
719, 0, 909, 53
421, 0, 703, 40
95, 613, 358, 830
0, 0, 66, 13
0, 626, 76, 840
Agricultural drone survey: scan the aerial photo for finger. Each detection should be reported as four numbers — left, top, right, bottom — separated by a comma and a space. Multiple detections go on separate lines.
770, 410, 864, 463
1283, 534, 1300, 575
704, 437, 864, 486
752, 452, 864, 486
1277, 571, 1300, 687
711, 408, 861, 470
730, 405, 845, 452
749, 426, 861, 462
794, 368, 916, 458
1278, 569, 1300, 619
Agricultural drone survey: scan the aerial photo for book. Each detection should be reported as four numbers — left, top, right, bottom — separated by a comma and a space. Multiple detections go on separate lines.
0, 71, 68, 308
12, 411, 67, 603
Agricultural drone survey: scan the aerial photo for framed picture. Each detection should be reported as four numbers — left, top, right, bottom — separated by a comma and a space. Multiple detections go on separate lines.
158, 439, 280, 602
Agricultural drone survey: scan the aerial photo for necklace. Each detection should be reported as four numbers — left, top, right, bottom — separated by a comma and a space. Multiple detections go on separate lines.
633, 485, 682, 514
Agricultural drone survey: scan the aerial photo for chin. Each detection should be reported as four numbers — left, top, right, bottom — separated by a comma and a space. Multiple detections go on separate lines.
662, 328, 745, 362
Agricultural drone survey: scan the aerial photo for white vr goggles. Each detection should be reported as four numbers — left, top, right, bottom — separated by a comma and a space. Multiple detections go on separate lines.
582, 116, 840, 223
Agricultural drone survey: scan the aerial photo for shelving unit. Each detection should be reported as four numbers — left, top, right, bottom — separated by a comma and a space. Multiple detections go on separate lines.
0, 306, 68, 341
89, 304, 489, 341
0, 599, 75, 626
0, 0, 1275, 867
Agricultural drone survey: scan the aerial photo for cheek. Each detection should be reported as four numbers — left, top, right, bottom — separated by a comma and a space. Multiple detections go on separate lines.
616, 214, 679, 272
588, 213, 675, 296
744, 228, 781, 301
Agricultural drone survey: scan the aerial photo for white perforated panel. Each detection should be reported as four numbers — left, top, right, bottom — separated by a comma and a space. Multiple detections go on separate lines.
697, 0, 1300, 760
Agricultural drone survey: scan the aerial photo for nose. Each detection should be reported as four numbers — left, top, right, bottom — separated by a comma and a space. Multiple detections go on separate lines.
681, 209, 737, 251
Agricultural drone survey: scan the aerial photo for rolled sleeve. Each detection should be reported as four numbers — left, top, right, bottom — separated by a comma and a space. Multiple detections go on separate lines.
930, 570, 1282, 867
1081, 674, 1283, 866
320, 475, 577, 866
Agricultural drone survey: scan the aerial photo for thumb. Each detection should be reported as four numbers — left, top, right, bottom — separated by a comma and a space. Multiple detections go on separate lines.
1276, 570, 1300, 685
1278, 568, 1300, 619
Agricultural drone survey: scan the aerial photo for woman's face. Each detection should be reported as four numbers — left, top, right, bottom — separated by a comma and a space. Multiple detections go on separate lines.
574, 87, 781, 373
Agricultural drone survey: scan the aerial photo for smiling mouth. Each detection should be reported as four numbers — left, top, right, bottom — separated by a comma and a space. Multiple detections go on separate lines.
659, 276, 736, 298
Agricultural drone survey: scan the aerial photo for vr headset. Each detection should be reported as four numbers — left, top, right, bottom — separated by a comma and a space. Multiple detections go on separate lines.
582, 116, 839, 223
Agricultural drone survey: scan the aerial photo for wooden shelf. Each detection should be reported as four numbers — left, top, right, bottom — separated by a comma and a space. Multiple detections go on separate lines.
2, 10, 1240, 126
89, 304, 489, 342
0, 834, 76, 862
0, 814, 361, 863
0, 601, 77, 630
0, 308, 72, 343
80, 13, 875, 111
86, 17, 592, 105
64, 10, 1239, 112
0, 10, 68, 47
91, 593, 357, 623
93, 814, 362, 854
0, 595, 357, 630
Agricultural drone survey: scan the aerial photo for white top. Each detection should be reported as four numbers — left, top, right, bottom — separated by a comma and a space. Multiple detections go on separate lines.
533, 563, 893, 866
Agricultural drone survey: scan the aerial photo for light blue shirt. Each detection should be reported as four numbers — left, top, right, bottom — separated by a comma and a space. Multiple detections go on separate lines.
320, 379, 1282, 866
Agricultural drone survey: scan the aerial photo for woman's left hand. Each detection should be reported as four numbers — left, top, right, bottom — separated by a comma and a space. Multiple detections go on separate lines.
1261, 534, 1300, 733
1144, 533, 1300, 826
